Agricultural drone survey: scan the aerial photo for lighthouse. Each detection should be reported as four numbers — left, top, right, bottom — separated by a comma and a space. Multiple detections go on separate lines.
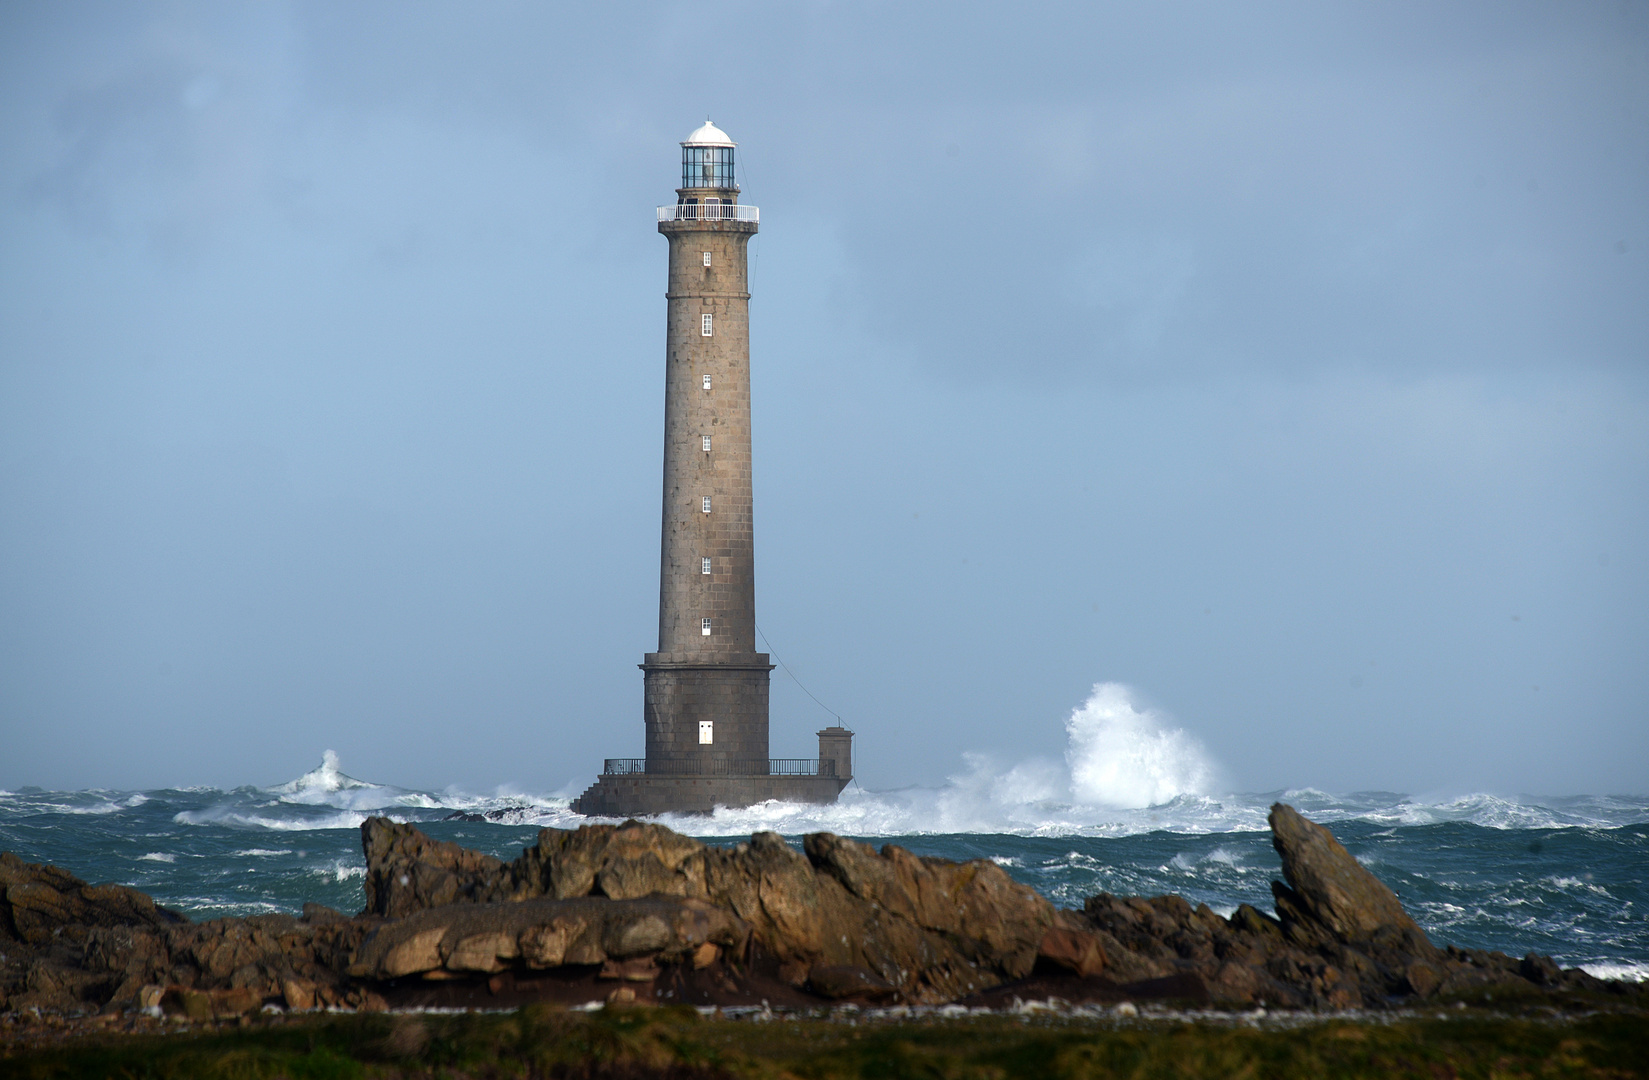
647, 119, 768, 773
573, 122, 852, 816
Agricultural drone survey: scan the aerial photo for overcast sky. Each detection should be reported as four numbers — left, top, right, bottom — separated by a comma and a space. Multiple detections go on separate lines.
1, 1, 1645, 798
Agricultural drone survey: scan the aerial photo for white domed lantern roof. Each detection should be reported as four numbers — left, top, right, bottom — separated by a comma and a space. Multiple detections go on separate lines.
679, 119, 738, 191
682, 119, 736, 147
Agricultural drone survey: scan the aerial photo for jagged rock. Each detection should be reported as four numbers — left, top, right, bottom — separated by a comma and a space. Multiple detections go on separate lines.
537, 821, 708, 901
1269, 803, 1433, 954
360, 819, 513, 917
355, 817, 1055, 1003
1036, 918, 1108, 978
1058, 802, 1640, 1010
1, 852, 187, 946
302, 902, 348, 924
805, 833, 1052, 978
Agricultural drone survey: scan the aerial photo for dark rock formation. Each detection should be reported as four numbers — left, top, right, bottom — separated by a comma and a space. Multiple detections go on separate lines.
0, 852, 379, 1017
2, 804, 1637, 1019
0, 852, 185, 945
361, 819, 512, 918
1269, 803, 1423, 943
358, 818, 1053, 1003
1042, 803, 1625, 1008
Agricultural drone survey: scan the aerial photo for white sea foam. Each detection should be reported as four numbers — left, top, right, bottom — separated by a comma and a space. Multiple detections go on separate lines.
1203, 847, 1247, 868
310, 862, 366, 883
57, 800, 126, 815
1548, 876, 1613, 898
272, 750, 387, 809
1283, 790, 1640, 832
137, 852, 175, 863
614, 782, 1649, 841
1065, 683, 1219, 808
174, 806, 372, 832
1580, 962, 1649, 982
1167, 847, 1253, 875
170, 897, 287, 917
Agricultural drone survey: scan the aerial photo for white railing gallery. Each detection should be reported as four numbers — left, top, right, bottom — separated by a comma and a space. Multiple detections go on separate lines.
656, 203, 760, 224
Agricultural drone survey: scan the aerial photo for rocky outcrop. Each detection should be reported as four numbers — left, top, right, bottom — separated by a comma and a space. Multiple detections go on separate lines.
0, 820, 1056, 1015
1269, 803, 1424, 944
361, 819, 515, 917
0, 852, 186, 946
2, 804, 1636, 1018
0, 852, 383, 1017
1050, 803, 1622, 1008
358, 818, 1054, 1002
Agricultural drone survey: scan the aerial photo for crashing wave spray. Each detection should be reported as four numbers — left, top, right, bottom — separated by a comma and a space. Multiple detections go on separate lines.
653, 682, 1228, 835
273, 750, 374, 801
1065, 682, 1219, 808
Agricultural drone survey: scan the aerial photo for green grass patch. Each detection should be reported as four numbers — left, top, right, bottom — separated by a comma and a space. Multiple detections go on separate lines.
3, 1006, 1647, 1079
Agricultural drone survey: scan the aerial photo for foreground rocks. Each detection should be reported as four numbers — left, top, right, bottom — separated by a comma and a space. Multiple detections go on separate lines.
1, 806, 1638, 1018
355, 821, 1050, 1003
1060, 804, 1618, 1009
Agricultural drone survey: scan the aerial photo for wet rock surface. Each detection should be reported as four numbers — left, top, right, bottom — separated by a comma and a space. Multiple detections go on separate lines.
1, 804, 1639, 1018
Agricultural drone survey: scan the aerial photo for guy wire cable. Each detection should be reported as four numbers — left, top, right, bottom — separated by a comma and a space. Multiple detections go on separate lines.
755, 622, 842, 726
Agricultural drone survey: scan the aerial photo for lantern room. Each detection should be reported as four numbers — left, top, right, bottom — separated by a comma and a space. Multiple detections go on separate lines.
680, 119, 737, 192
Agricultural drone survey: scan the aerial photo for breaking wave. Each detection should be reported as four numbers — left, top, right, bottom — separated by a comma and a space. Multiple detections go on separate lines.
272, 749, 378, 802
1065, 683, 1219, 808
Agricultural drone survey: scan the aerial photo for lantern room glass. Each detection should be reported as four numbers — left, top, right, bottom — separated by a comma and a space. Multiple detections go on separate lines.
682, 145, 736, 189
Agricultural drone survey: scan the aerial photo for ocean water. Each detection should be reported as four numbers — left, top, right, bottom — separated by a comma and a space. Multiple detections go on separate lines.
2, 685, 1646, 984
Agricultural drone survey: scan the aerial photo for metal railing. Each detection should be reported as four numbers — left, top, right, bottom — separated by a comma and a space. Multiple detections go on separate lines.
769, 758, 830, 776
656, 203, 760, 224
603, 757, 833, 777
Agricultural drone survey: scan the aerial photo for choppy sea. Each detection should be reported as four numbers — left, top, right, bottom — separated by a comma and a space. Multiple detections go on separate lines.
2, 752, 1645, 984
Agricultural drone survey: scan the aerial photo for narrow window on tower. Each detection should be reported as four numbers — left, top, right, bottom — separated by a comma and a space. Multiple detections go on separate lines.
701, 557, 712, 575
701, 313, 713, 337
702, 374, 712, 390
701, 618, 712, 636
701, 496, 712, 513
702, 435, 712, 452
702, 251, 712, 267
699, 720, 714, 744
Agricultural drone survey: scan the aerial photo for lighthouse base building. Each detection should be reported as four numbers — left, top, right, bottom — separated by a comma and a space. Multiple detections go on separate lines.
572, 121, 850, 817
571, 725, 853, 816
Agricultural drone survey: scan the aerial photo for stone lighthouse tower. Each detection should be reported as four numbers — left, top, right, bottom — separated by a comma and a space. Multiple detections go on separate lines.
573, 121, 851, 816
646, 119, 769, 773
